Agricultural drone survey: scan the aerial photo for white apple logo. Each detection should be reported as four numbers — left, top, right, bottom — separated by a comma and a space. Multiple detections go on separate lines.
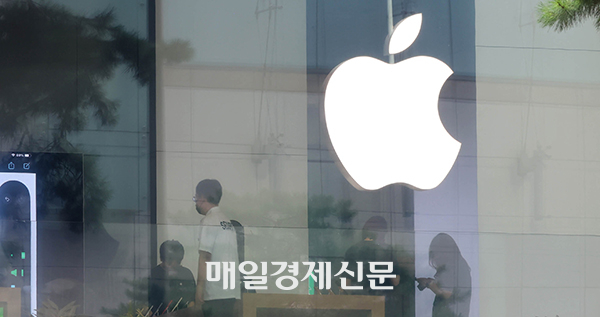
324, 13, 461, 191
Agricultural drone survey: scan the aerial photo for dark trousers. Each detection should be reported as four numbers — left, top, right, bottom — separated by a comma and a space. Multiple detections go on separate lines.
202, 298, 237, 317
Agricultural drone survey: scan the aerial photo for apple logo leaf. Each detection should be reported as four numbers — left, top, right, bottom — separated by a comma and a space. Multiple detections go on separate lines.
387, 13, 422, 55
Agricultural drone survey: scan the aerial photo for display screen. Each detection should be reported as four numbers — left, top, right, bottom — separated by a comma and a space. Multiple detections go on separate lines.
0, 165, 35, 317
0, 152, 83, 317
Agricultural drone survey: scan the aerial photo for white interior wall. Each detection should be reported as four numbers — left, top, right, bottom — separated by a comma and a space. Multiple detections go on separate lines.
157, 0, 308, 294
476, 0, 600, 315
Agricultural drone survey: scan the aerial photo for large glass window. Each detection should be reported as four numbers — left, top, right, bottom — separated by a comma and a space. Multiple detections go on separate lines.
2, 0, 600, 316
0, 1, 153, 316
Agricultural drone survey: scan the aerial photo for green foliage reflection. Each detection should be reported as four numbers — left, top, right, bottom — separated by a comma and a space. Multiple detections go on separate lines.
538, 0, 600, 31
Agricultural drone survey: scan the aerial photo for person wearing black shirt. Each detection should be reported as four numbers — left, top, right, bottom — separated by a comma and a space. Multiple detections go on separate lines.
344, 216, 403, 317
148, 240, 196, 316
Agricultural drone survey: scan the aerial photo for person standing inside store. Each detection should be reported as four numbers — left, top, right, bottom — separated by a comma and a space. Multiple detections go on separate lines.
416, 233, 471, 317
194, 179, 240, 317
344, 216, 403, 317
148, 240, 196, 315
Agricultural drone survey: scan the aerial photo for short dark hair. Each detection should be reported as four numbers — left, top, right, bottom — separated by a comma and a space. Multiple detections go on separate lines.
362, 216, 387, 240
159, 240, 185, 263
195, 179, 222, 205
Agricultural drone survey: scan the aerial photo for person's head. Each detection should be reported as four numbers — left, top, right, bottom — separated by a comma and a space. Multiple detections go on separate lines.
362, 216, 387, 242
429, 233, 466, 270
159, 240, 185, 267
194, 179, 222, 215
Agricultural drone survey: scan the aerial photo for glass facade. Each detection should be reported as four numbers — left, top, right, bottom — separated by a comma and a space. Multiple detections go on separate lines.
1, 0, 600, 316
0, 0, 153, 316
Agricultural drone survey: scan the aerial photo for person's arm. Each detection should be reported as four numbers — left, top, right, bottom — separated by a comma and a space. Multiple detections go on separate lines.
196, 250, 212, 305
416, 277, 453, 299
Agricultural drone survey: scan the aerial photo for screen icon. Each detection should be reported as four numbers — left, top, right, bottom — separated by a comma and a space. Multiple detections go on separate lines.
23, 162, 30, 170
8, 162, 15, 170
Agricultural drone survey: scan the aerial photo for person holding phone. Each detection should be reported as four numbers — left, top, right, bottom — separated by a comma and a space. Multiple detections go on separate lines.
416, 233, 471, 317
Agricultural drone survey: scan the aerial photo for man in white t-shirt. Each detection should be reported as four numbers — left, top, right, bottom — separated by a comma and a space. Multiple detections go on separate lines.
194, 179, 240, 317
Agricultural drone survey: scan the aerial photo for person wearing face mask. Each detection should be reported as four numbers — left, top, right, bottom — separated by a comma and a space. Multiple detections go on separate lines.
193, 179, 240, 317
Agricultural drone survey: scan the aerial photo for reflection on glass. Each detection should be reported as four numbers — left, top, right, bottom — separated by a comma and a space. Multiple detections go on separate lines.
0, 0, 161, 315
417, 233, 471, 317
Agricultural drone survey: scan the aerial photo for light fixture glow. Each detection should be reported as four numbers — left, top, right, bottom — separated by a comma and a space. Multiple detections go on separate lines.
324, 13, 461, 191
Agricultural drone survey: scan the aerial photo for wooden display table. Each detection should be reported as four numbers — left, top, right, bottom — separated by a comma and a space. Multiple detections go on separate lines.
242, 293, 384, 317
0, 287, 21, 317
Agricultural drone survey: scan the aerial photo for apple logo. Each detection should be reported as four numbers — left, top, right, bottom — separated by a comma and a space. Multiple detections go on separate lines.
323, 13, 461, 191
